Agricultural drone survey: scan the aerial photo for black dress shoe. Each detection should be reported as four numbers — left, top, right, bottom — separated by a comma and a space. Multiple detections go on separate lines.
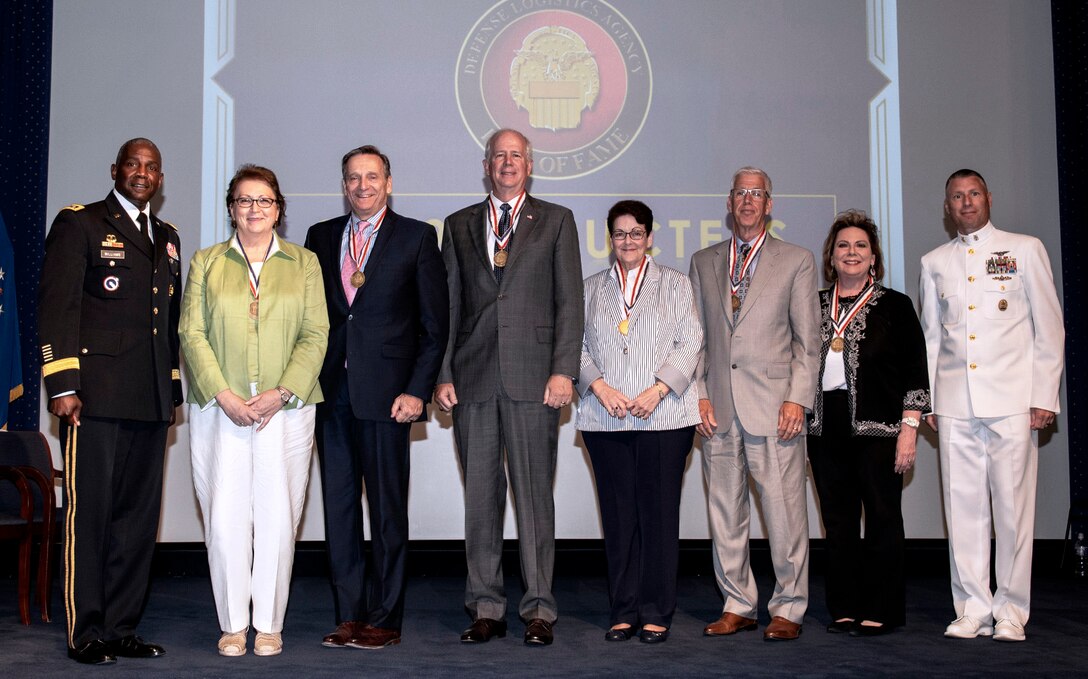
68, 639, 116, 665
827, 620, 854, 634
524, 618, 554, 646
109, 635, 166, 658
604, 626, 634, 642
850, 622, 893, 637
460, 618, 507, 643
639, 627, 669, 644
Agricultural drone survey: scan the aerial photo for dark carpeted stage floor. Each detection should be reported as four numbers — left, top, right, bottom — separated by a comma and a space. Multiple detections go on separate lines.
2, 543, 1087, 677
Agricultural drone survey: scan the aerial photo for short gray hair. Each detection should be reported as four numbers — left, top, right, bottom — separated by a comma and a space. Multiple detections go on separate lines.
731, 166, 772, 195
484, 128, 533, 162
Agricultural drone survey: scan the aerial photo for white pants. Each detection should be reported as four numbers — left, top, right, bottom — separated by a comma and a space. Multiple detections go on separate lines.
938, 412, 1037, 626
190, 403, 316, 634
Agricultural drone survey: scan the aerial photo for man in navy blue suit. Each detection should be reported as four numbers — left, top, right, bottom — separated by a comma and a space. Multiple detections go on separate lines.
305, 145, 449, 650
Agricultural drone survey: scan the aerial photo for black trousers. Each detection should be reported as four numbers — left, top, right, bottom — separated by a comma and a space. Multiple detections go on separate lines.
582, 427, 694, 628
61, 416, 168, 649
807, 390, 906, 626
316, 381, 411, 630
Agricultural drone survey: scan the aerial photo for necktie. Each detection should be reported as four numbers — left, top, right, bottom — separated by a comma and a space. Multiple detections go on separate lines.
341, 222, 362, 306
494, 202, 511, 284
732, 243, 751, 321
137, 212, 152, 247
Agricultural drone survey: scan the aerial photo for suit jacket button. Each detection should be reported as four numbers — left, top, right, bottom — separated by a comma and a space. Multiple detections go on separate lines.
153, 328, 158, 336
80, 348, 88, 354
498, 294, 505, 300
348, 314, 353, 321
731, 364, 738, 369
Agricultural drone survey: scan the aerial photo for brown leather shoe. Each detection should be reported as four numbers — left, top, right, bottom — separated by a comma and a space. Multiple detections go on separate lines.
348, 626, 401, 649
322, 622, 361, 648
524, 618, 554, 646
704, 612, 758, 636
763, 615, 802, 641
460, 618, 508, 643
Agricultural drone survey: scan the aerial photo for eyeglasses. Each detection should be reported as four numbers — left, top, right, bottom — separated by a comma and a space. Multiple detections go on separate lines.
730, 188, 768, 200
233, 196, 277, 208
611, 229, 648, 242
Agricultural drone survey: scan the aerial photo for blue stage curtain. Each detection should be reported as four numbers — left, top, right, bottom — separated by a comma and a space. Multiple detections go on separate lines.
0, 0, 52, 431
1052, 1, 1087, 535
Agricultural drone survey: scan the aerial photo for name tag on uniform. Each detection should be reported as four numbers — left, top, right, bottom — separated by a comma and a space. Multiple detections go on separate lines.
100, 250, 126, 260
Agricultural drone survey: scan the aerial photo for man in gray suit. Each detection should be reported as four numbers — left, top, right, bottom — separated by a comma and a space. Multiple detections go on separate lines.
435, 128, 584, 646
689, 167, 820, 641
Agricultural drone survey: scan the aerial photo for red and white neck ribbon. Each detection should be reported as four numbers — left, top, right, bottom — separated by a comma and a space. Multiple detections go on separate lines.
830, 277, 875, 342
348, 209, 387, 273
489, 192, 525, 250
728, 229, 767, 297
614, 255, 650, 320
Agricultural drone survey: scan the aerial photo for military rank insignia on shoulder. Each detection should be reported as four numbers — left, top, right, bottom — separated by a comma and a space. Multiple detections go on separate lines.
63, 204, 85, 211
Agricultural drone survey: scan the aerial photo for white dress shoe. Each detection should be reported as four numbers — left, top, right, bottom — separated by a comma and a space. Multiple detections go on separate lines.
944, 616, 993, 639
993, 619, 1026, 642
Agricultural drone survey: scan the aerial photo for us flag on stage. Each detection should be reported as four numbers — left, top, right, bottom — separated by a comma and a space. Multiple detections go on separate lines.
0, 210, 22, 430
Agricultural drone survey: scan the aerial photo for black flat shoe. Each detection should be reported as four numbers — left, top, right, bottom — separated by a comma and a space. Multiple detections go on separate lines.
605, 626, 634, 642
639, 627, 669, 644
827, 620, 854, 634
850, 622, 893, 637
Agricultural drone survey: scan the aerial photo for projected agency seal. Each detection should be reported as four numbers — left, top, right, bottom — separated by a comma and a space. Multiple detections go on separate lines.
456, 0, 652, 180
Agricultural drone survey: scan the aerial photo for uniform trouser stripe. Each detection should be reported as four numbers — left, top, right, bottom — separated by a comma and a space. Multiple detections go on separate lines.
63, 425, 77, 648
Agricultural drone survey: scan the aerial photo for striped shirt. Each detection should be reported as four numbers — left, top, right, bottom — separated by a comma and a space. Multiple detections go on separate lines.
576, 257, 703, 432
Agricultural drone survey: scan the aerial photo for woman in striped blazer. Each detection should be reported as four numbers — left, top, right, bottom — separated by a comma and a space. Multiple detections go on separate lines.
576, 200, 703, 644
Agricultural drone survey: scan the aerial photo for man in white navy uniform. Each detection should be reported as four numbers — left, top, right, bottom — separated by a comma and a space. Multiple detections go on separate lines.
919, 169, 1064, 643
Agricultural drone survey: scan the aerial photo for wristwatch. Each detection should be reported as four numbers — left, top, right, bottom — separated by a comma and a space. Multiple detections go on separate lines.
276, 386, 291, 404
901, 416, 920, 428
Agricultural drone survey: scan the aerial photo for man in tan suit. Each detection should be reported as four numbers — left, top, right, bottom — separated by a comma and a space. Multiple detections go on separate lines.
689, 166, 820, 641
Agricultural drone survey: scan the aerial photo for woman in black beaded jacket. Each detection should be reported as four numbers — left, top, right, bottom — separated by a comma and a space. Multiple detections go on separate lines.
807, 210, 930, 637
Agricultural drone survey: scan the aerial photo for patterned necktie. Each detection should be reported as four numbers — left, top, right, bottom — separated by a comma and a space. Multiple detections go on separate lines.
137, 212, 152, 248
494, 202, 511, 284
732, 242, 751, 321
341, 221, 365, 306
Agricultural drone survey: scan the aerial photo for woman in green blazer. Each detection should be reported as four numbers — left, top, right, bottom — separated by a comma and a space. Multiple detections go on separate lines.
180, 165, 328, 658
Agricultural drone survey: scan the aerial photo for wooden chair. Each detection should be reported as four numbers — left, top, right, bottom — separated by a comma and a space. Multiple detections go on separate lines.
0, 431, 61, 624
0, 463, 34, 624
